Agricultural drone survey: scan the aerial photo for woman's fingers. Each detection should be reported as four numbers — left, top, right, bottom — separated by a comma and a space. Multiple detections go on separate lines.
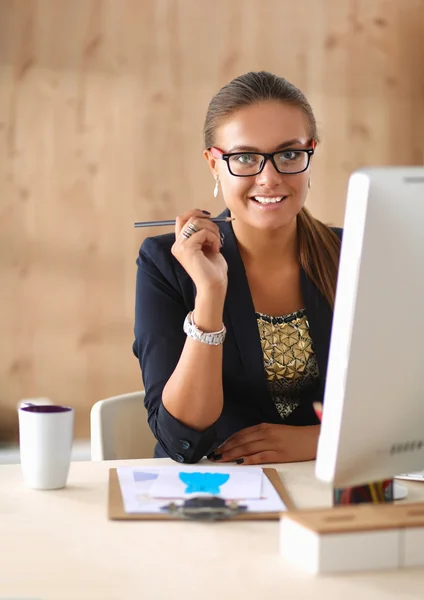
171, 208, 228, 291
176, 226, 221, 255
174, 215, 222, 254
217, 424, 267, 454
175, 209, 212, 237
236, 451, 278, 465
216, 440, 269, 462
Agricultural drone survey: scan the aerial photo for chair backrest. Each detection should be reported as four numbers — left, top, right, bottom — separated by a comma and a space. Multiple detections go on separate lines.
90, 391, 157, 460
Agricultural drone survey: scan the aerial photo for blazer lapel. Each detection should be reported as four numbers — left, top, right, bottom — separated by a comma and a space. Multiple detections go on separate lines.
218, 213, 280, 422
220, 218, 267, 384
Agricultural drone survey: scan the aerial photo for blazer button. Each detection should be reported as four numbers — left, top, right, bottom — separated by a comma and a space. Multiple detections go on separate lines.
175, 453, 185, 463
179, 439, 191, 450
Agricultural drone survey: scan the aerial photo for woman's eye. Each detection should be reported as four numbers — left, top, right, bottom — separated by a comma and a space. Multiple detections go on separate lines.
280, 151, 298, 161
236, 154, 256, 164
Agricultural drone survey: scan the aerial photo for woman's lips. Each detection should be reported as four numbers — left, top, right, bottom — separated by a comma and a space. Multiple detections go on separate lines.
249, 195, 288, 210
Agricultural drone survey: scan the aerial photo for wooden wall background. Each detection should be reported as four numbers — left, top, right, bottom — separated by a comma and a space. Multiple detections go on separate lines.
0, 0, 423, 440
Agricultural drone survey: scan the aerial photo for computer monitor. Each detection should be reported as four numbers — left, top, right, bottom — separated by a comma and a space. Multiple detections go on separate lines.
315, 167, 424, 488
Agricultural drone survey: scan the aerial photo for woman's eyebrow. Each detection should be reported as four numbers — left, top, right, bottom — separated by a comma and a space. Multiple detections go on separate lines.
227, 138, 306, 153
275, 138, 306, 150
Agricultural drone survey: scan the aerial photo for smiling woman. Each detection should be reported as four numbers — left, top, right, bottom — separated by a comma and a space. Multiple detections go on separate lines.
133, 71, 342, 464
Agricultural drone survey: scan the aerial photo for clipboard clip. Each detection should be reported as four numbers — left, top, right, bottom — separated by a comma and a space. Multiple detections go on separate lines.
160, 496, 248, 521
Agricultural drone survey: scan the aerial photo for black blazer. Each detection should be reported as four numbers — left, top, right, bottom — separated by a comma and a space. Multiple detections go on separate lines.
133, 209, 342, 463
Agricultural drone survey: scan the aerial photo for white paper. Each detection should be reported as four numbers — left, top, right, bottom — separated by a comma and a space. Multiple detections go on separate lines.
246, 473, 287, 513
116, 466, 287, 515
117, 466, 165, 514
148, 466, 262, 500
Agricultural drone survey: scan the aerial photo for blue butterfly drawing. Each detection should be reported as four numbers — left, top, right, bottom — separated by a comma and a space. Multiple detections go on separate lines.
179, 472, 230, 494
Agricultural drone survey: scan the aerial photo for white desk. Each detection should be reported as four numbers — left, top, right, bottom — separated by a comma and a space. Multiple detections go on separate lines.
1, 458, 424, 600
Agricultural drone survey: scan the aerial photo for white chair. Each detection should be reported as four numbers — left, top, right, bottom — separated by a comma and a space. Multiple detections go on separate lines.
90, 391, 157, 460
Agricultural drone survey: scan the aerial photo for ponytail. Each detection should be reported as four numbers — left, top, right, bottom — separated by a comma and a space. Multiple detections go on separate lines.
297, 207, 341, 308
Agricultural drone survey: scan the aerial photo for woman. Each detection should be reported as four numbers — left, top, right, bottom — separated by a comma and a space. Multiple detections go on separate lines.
133, 71, 342, 464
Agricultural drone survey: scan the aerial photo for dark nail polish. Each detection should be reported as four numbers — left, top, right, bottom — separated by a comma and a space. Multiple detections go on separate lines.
202, 210, 211, 215
207, 452, 215, 460
235, 458, 244, 464
212, 453, 222, 461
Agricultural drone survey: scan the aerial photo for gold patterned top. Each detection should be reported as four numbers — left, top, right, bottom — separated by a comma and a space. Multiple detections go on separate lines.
256, 309, 320, 420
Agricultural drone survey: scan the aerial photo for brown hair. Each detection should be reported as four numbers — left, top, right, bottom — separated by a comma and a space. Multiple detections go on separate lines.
204, 71, 341, 308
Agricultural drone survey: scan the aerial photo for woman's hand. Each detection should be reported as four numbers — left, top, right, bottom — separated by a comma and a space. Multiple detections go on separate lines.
210, 423, 321, 465
171, 209, 228, 295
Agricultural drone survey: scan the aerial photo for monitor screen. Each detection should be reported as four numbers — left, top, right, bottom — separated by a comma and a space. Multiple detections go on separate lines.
316, 167, 424, 487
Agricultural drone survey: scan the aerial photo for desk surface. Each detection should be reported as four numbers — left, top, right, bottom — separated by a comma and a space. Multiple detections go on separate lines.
1, 458, 424, 600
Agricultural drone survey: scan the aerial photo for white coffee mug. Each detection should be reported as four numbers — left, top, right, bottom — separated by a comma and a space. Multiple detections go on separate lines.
18, 404, 74, 490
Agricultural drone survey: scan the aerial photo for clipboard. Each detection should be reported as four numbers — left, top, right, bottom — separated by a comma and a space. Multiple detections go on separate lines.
108, 467, 294, 520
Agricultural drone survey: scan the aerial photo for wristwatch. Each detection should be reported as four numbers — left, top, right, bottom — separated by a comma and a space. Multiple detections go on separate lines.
183, 311, 226, 346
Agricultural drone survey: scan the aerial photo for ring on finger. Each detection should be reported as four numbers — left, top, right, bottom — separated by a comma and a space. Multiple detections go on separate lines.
182, 222, 199, 239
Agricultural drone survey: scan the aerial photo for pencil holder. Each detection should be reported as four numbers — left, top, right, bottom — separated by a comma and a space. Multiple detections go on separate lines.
333, 478, 394, 505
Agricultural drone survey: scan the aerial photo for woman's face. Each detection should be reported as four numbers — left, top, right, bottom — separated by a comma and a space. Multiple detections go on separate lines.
205, 100, 314, 231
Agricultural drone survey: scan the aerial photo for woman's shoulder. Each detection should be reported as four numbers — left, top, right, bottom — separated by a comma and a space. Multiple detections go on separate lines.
137, 232, 181, 277
137, 232, 193, 293
139, 233, 175, 261
140, 232, 176, 257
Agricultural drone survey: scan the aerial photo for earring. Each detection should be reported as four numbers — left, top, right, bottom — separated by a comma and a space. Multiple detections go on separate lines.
213, 176, 219, 198
308, 177, 311, 190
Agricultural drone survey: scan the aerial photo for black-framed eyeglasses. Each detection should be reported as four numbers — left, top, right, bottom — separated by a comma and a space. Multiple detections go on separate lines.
210, 147, 314, 177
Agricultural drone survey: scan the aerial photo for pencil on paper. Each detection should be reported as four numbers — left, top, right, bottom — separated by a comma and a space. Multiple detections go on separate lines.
134, 217, 235, 228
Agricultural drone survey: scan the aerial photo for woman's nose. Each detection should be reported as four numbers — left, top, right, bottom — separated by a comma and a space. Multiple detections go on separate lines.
255, 157, 283, 186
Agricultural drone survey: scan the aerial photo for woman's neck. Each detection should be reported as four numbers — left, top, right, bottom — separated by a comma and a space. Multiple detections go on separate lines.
232, 217, 298, 271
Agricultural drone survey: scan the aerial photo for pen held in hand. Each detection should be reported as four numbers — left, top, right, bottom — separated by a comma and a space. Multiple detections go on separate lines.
134, 217, 235, 228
